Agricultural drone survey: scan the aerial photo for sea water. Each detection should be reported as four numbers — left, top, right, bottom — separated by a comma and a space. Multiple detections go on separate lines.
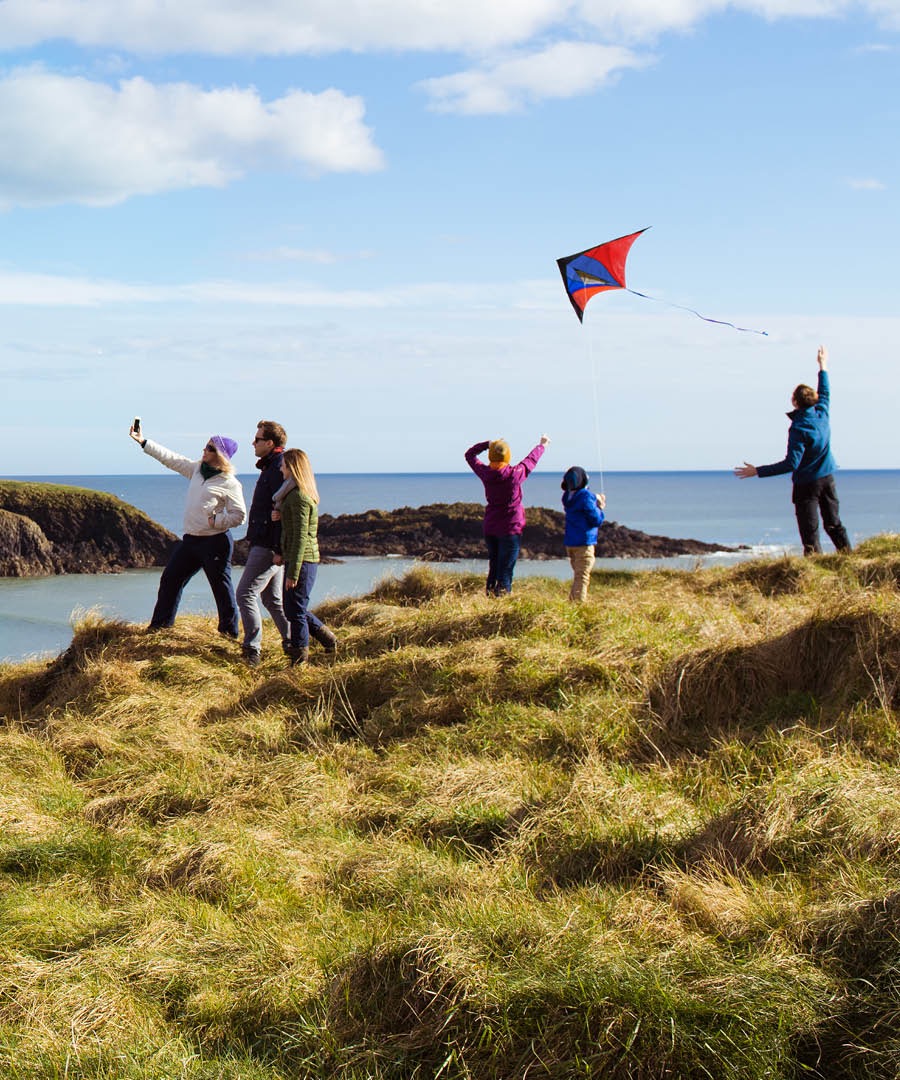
1, 470, 898, 663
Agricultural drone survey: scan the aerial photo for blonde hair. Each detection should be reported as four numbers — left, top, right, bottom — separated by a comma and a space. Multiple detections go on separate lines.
207, 449, 235, 474
282, 448, 319, 504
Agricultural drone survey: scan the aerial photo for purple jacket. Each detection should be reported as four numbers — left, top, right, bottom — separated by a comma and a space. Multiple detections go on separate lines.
465, 441, 545, 536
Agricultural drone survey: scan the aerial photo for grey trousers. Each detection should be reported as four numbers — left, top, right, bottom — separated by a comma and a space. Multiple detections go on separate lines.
236, 544, 289, 652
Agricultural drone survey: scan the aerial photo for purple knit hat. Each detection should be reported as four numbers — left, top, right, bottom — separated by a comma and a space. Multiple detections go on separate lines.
209, 435, 238, 460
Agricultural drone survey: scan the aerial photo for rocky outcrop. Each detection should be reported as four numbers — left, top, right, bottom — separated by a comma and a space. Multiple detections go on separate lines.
0, 481, 176, 576
0, 509, 57, 576
316, 502, 739, 560
0, 487, 739, 578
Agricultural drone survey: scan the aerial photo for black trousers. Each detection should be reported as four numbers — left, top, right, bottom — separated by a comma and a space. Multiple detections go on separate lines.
792, 474, 851, 555
150, 532, 239, 634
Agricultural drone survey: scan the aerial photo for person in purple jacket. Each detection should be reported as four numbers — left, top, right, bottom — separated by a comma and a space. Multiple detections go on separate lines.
465, 434, 549, 596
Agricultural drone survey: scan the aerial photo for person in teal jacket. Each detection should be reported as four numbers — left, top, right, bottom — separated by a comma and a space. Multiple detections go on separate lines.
561, 466, 606, 602
734, 345, 851, 554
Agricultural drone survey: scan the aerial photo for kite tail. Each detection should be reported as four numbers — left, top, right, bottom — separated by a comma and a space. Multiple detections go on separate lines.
626, 290, 768, 336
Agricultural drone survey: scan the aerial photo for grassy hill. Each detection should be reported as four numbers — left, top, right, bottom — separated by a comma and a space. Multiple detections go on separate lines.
1, 540, 899, 1078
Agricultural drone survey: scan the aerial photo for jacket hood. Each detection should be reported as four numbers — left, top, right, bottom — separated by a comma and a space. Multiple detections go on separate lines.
562, 466, 590, 492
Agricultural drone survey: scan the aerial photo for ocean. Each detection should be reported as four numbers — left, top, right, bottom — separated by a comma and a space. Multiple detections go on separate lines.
1, 470, 898, 664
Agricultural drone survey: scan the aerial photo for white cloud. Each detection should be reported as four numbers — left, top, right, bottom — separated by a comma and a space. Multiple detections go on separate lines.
0, 0, 566, 54
0, 270, 157, 305
0, 268, 551, 309
847, 177, 887, 189
0, 67, 384, 207
419, 41, 653, 114
574, 0, 729, 38
0, 0, 897, 56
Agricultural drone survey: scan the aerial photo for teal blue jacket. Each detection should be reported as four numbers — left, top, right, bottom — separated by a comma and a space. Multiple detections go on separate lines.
757, 370, 837, 484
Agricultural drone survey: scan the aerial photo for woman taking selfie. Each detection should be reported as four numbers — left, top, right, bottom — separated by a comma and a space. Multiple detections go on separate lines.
130, 424, 246, 636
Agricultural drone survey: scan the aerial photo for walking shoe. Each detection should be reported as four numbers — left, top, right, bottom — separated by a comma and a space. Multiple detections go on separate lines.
241, 647, 261, 667
218, 629, 239, 641
311, 625, 337, 653
286, 645, 309, 667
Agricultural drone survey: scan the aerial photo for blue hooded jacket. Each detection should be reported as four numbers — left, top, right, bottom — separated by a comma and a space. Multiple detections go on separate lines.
757, 370, 836, 484
561, 467, 605, 546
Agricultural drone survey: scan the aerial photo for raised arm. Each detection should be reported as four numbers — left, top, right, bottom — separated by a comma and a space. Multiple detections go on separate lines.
816, 346, 831, 412
513, 434, 550, 479
465, 440, 492, 479
136, 432, 197, 480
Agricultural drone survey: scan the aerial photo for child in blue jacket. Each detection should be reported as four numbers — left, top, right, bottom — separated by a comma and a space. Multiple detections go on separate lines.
561, 466, 606, 602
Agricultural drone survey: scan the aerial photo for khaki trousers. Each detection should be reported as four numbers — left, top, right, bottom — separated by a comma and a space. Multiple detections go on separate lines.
566, 545, 596, 602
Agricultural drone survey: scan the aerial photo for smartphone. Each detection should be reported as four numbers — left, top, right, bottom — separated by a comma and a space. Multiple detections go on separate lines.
133, 416, 141, 435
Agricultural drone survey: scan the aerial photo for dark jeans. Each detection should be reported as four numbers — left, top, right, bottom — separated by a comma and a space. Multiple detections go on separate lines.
150, 532, 239, 635
792, 474, 851, 555
283, 562, 325, 649
485, 533, 521, 595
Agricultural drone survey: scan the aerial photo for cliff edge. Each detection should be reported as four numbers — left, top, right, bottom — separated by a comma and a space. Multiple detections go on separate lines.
0, 481, 176, 576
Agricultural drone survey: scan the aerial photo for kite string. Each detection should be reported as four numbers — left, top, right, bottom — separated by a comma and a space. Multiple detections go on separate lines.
588, 317, 605, 495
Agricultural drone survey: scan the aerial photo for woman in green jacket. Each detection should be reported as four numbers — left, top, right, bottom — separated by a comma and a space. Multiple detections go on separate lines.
277, 448, 336, 665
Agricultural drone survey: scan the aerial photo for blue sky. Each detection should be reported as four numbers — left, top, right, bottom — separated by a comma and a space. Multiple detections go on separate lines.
0, 0, 897, 475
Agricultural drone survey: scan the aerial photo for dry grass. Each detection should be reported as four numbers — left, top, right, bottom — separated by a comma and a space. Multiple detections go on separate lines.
0, 551, 899, 1077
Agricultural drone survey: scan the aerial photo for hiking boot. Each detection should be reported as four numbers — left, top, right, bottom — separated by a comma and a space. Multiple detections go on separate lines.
241, 647, 261, 668
286, 645, 309, 667
311, 625, 337, 653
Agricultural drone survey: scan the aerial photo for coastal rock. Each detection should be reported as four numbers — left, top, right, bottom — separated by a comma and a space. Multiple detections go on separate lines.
0, 509, 57, 576
316, 502, 738, 560
0, 481, 176, 577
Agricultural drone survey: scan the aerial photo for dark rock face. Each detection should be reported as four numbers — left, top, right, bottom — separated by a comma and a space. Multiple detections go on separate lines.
0, 509, 57, 576
0, 482, 176, 576
0, 487, 738, 578
316, 502, 738, 560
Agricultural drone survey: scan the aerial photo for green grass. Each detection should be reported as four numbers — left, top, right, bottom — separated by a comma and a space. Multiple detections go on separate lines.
0, 551, 899, 1077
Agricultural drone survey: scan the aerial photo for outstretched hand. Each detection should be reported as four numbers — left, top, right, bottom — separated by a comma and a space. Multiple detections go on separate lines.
128, 425, 143, 443
817, 345, 828, 371
539, 434, 550, 447
734, 462, 758, 479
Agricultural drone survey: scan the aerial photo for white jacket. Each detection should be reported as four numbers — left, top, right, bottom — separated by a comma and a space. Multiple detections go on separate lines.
143, 439, 246, 536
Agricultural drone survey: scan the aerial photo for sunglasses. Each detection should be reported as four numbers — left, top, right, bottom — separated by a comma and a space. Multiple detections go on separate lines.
204, 444, 216, 453
252, 436, 271, 444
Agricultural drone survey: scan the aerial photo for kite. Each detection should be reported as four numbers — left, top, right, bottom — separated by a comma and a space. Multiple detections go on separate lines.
557, 228, 767, 335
